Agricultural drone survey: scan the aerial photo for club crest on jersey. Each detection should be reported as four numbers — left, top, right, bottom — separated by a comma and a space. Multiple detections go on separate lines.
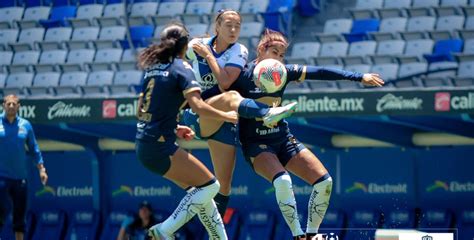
200, 73, 217, 90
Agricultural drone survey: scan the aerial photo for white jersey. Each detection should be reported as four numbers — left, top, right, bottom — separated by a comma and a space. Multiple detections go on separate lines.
186, 36, 248, 90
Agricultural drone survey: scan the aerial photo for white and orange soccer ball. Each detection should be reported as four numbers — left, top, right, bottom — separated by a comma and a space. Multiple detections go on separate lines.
253, 58, 287, 93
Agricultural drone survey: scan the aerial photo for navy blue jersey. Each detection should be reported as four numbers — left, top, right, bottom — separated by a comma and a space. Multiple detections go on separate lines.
229, 61, 363, 143
136, 58, 201, 142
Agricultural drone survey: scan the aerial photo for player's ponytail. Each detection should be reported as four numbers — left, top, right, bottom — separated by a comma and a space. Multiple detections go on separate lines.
138, 22, 189, 69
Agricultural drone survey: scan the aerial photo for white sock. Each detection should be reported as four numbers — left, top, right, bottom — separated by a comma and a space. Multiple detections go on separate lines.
273, 172, 304, 237
159, 179, 220, 236
306, 174, 333, 234
187, 187, 228, 239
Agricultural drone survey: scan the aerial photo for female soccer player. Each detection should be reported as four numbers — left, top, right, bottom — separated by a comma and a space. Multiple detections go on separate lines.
135, 22, 236, 239
227, 29, 385, 240
183, 9, 296, 216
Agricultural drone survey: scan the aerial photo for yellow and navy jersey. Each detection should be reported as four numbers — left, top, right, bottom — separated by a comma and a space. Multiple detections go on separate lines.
136, 58, 201, 142
229, 60, 363, 143
186, 36, 248, 91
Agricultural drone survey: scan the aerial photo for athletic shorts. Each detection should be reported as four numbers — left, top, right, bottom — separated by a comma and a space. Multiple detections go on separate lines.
241, 133, 306, 167
135, 139, 179, 176
182, 108, 238, 146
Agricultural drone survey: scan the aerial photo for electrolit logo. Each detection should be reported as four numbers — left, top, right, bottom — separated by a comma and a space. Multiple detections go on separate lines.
35, 185, 56, 196
426, 180, 474, 193
35, 185, 92, 197
345, 182, 408, 194
112, 185, 172, 197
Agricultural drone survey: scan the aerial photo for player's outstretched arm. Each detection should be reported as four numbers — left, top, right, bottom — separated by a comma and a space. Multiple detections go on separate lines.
295, 65, 384, 87
185, 91, 238, 124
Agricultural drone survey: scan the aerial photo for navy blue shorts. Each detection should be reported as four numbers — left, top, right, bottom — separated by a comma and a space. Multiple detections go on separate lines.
135, 139, 179, 176
241, 133, 306, 167
182, 108, 238, 146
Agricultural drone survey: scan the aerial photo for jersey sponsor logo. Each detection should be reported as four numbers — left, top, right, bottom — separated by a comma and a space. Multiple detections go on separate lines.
426, 180, 474, 193
255, 127, 280, 136
112, 185, 172, 197
102, 100, 117, 119
345, 182, 408, 194
376, 93, 423, 112
35, 185, 93, 197
144, 69, 169, 78
47, 101, 91, 120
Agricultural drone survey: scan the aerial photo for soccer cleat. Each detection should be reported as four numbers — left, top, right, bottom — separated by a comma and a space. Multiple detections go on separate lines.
148, 223, 175, 240
262, 101, 298, 128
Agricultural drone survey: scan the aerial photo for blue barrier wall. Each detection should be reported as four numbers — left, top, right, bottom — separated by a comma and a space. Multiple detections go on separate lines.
26, 147, 474, 214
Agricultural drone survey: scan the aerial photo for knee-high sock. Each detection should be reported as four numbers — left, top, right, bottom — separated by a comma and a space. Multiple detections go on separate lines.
306, 173, 333, 235
238, 98, 270, 118
159, 179, 220, 236
273, 172, 304, 237
214, 193, 230, 218
187, 187, 228, 239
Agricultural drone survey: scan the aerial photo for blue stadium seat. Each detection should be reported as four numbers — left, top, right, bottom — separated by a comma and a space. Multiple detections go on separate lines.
344, 19, 380, 43
383, 209, 416, 229
100, 211, 130, 240
418, 209, 454, 232
238, 210, 275, 240
424, 39, 463, 63
0, 0, 17, 8
31, 211, 67, 240
458, 210, 474, 240
65, 211, 100, 240
43, 0, 70, 6
40, 6, 77, 28
24, 0, 43, 7
123, 25, 154, 48
344, 210, 381, 240
262, 0, 292, 35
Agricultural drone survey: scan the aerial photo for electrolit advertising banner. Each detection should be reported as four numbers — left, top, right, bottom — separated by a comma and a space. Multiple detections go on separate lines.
339, 148, 416, 210
29, 151, 94, 211
417, 147, 474, 209
103, 152, 184, 212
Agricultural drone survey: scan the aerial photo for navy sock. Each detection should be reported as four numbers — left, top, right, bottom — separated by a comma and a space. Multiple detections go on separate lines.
238, 99, 270, 118
214, 193, 230, 218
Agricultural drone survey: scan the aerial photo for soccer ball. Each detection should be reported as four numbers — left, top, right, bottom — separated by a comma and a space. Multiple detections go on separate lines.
253, 58, 287, 93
